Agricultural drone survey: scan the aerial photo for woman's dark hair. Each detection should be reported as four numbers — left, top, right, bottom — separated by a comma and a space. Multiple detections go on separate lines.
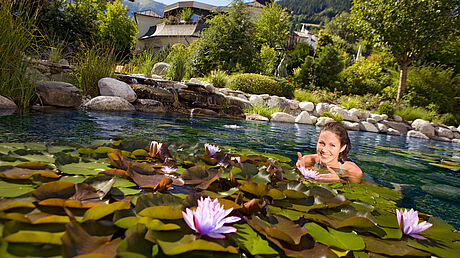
320, 122, 351, 163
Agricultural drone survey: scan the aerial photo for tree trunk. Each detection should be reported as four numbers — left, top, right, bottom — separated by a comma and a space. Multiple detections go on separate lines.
396, 61, 409, 102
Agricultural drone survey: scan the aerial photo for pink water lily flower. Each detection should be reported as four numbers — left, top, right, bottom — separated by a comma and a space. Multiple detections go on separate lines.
396, 208, 432, 240
149, 141, 162, 157
204, 143, 220, 156
182, 197, 240, 239
231, 157, 241, 163
298, 166, 319, 179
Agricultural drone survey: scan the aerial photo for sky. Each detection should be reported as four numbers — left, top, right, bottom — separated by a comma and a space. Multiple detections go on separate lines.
154, 0, 251, 6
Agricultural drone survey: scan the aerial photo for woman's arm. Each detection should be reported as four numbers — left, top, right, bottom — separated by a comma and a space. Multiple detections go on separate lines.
296, 152, 318, 168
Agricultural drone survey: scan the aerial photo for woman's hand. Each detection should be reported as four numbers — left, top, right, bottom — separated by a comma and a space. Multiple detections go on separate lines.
316, 165, 340, 182
296, 152, 306, 168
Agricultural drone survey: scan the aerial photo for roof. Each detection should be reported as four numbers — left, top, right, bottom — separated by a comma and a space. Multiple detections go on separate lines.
163, 1, 219, 14
139, 22, 207, 40
134, 10, 162, 18
246, 1, 267, 8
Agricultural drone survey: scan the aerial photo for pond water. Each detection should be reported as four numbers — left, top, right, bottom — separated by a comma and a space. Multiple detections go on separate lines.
0, 109, 459, 229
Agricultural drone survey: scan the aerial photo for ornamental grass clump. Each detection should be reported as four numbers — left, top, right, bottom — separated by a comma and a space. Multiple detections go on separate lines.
244, 103, 281, 118
182, 196, 240, 238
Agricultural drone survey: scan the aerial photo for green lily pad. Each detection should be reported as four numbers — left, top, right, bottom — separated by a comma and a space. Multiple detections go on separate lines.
59, 162, 111, 176
304, 222, 365, 250
229, 223, 278, 255
4, 231, 63, 245
82, 201, 131, 222
138, 206, 183, 220
361, 235, 430, 256
0, 181, 35, 198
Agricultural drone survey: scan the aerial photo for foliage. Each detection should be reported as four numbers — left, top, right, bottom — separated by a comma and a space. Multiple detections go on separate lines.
338, 95, 359, 110
165, 44, 190, 81
181, 8, 192, 22
227, 74, 293, 98
74, 46, 116, 97
206, 70, 229, 88
279, 0, 352, 25
394, 106, 438, 122
377, 102, 395, 117
294, 89, 340, 104
438, 113, 459, 126
340, 55, 393, 95
98, 1, 137, 60
314, 31, 334, 56
255, 2, 291, 48
275, 78, 295, 99
299, 45, 343, 91
245, 103, 282, 118
424, 30, 460, 74
259, 45, 278, 76
321, 111, 343, 122
404, 65, 459, 114
287, 43, 314, 73
0, 138, 458, 257
191, 0, 258, 76
124, 47, 172, 77
0, 0, 37, 109
350, 0, 458, 101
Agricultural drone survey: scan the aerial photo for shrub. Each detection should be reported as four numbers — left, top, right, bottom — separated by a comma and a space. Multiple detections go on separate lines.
207, 70, 228, 88
227, 73, 293, 98
0, 0, 37, 109
404, 65, 459, 114
338, 95, 359, 110
244, 103, 281, 118
294, 89, 322, 103
287, 43, 314, 73
438, 113, 459, 126
259, 45, 278, 76
377, 102, 395, 117
274, 78, 295, 99
166, 44, 189, 81
394, 106, 437, 122
322, 111, 343, 123
75, 46, 116, 97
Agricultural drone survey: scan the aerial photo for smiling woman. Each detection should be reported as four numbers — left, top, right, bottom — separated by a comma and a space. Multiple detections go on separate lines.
296, 122, 363, 183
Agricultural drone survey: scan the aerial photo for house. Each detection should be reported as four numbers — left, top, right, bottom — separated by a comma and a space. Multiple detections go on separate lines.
134, 1, 268, 51
290, 24, 318, 49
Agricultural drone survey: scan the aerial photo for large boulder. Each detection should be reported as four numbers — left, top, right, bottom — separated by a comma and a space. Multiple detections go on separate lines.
84, 96, 135, 112
288, 99, 300, 110
349, 108, 363, 119
132, 85, 175, 104
223, 105, 245, 119
381, 120, 411, 135
316, 117, 335, 126
267, 96, 289, 111
246, 113, 269, 122
370, 113, 384, 122
387, 128, 403, 136
407, 130, 430, 140
315, 103, 329, 116
35, 81, 82, 107
133, 99, 166, 113
377, 123, 388, 133
411, 119, 435, 138
435, 126, 454, 139
98, 78, 137, 102
359, 121, 379, 133
295, 111, 313, 124
331, 106, 359, 122
151, 62, 170, 76
0, 95, 17, 110
226, 96, 252, 110
299, 101, 315, 112
249, 95, 264, 105
342, 121, 360, 131
270, 112, 295, 123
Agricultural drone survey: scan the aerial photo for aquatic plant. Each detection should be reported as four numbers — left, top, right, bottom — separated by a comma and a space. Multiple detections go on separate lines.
182, 196, 240, 238
244, 102, 281, 118
298, 166, 319, 179
204, 143, 220, 156
396, 208, 432, 240
149, 141, 163, 158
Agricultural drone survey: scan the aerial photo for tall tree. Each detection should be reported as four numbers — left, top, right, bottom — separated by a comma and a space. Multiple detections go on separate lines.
350, 0, 458, 102
255, 2, 291, 48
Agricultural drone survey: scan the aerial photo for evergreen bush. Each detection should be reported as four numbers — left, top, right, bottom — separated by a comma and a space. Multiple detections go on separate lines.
227, 73, 293, 98
438, 113, 459, 126
377, 102, 395, 117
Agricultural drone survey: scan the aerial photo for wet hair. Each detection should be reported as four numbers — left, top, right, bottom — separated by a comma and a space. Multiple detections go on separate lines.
319, 122, 351, 163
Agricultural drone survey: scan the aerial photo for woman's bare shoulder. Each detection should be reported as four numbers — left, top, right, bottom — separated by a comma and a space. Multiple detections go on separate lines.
342, 161, 363, 177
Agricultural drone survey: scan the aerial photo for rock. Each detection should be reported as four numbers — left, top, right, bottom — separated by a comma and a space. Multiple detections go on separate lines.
246, 113, 269, 122
435, 127, 454, 139
267, 96, 289, 111
370, 113, 383, 122
393, 115, 403, 122
295, 111, 312, 124
299, 101, 314, 112
361, 111, 370, 120
349, 108, 363, 119
387, 128, 403, 136
407, 130, 430, 140
381, 114, 388, 120
381, 120, 410, 134
332, 106, 359, 122
190, 108, 218, 118
289, 100, 300, 110
224, 105, 245, 119
132, 85, 175, 104
377, 123, 388, 133
454, 132, 460, 139
310, 116, 317, 124
448, 126, 458, 132
270, 112, 295, 123
58, 59, 69, 66
84, 96, 135, 112
152, 62, 170, 76
189, 78, 203, 85
366, 118, 377, 124
226, 96, 252, 110
0, 95, 17, 110
236, 94, 248, 101
453, 139, 460, 144
133, 99, 166, 113
342, 121, 359, 131
359, 121, 379, 133
411, 119, 435, 138
315, 103, 329, 116
431, 136, 451, 142
249, 95, 264, 105
204, 83, 216, 93
173, 82, 187, 90
35, 81, 82, 107
316, 117, 335, 126
98, 78, 137, 102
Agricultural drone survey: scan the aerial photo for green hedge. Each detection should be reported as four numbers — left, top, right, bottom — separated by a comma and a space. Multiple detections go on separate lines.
227, 73, 294, 98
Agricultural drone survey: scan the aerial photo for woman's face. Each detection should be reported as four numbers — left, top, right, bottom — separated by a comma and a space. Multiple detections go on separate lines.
316, 131, 346, 165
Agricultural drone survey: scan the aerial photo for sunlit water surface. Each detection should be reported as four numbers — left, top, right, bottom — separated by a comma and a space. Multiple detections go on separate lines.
0, 109, 459, 229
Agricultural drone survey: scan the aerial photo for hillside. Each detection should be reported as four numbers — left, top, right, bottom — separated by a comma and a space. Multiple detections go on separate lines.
122, 0, 166, 17
279, 0, 352, 26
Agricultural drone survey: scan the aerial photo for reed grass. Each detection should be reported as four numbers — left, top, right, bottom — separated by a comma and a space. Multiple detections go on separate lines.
245, 103, 281, 118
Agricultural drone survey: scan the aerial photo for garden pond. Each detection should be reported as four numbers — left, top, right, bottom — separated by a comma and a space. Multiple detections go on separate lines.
0, 109, 458, 257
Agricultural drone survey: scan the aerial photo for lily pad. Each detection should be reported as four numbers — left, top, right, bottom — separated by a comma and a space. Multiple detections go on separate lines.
59, 162, 111, 176
229, 223, 278, 255
138, 206, 182, 220
82, 201, 131, 222
0, 181, 35, 197
4, 231, 63, 245
304, 222, 365, 250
